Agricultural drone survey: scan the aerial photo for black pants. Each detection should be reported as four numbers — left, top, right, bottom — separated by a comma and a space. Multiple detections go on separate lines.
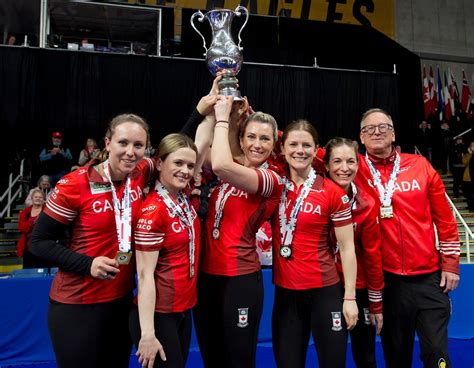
272, 284, 348, 368
129, 306, 192, 368
48, 294, 133, 368
381, 271, 452, 368
349, 289, 376, 368
193, 271, 264, 368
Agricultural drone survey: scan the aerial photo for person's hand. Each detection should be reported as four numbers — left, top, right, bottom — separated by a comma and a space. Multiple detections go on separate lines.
51, 147, 60, 155
136, 334, 166, 368
90, 256, 120, 280
196, 94, 218, 117
440, 271, 460, 293
369, 313, 383, 335
209, 74, 223, 95
343, 300, 358, 330
214, 95, 234, 122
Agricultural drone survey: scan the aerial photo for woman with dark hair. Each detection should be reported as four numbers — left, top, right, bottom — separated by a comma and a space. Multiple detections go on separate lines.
30, 113, 154, 368
129, 133, 201, 368
324, 137, 384, 368
193, 96, 283, 368
271, 120, 358, 368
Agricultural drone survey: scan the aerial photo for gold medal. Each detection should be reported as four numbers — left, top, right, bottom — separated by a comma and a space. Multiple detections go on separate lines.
380, 206, 393, 219
115, 251, 132, 265
212, 228, 220, 240
190, 264, 195, 278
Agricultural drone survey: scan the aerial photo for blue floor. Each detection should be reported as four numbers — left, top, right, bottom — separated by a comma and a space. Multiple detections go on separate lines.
3, 339, 473, 367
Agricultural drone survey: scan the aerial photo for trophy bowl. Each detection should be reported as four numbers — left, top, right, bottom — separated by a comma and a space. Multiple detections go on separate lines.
191, 6, 249, 99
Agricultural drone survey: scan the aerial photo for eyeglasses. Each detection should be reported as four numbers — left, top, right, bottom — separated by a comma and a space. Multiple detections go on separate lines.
360, 123, 394, 135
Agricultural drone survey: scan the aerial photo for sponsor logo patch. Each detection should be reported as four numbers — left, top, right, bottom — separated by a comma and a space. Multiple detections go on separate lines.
89, 182, 112, 194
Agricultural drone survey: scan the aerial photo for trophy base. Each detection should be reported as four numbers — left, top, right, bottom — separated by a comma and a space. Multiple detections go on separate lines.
218, 72, 242, 101
219, 87, 243, 101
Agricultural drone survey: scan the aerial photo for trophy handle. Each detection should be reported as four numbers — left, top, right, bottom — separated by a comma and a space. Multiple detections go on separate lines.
234, 6, 249, 51
191, 11, 207, 56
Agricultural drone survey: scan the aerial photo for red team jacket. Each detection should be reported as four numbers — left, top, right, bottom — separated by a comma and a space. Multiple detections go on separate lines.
272, 174, 353, 290
201, 168, 283, 276
134, 191, 201, 313
355, 151, 460, 276
332, 185, 384, 313
44, 159, 154, 304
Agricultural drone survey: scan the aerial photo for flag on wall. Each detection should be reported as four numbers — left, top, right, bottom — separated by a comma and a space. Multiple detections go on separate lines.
437, 67, 444, 120
429, 65, 437, 114
450, 68, 461, 118
444, 71, 453, 121
461, 70, 471, 113
422, 65, 431, 119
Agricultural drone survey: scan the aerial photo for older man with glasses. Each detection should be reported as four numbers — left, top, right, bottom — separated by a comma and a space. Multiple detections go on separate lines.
354, 108, 460, 368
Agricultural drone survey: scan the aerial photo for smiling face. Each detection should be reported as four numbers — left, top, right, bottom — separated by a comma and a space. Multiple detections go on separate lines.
326, 144, 358, 192
158, 147, 197, 197
360, 111, 395, 158
105, 122, 147, 180
240, 121, 275, 168
31, 191, 45, 207
282, 129, 317, 174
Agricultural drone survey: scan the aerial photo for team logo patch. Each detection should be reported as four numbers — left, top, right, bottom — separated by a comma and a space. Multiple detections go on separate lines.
237, 308, 249, 328
363, 308, 371, 325
438, 358, 446, 368
331, 312, 342, 331
89, 182, 112, 194
341, 194, 350, 204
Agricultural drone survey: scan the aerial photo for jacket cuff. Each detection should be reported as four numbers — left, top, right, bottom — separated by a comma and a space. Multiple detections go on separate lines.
369, 301, 383, 314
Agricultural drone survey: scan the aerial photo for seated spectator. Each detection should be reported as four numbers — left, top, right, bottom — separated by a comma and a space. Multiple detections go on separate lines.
78, 138, 100, 166
18, 189, 49, 269
25, 175, 52, 207
39, 131, 73, 186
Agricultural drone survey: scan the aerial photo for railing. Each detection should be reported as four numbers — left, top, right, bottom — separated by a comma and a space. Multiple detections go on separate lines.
445, 194, 473, 263
414, 145, 472, 263
0, 159, 25, 218
453, 128, 472, 140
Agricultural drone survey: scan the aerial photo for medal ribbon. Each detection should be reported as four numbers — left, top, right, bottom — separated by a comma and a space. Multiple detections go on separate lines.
103, 160, 132, 253
212, 182, 234, 234
213, 161, 269, 236
349, 182, 358, 210
364, 152, 400, 207
155, 182, 196, 277
279, 168, 317, 246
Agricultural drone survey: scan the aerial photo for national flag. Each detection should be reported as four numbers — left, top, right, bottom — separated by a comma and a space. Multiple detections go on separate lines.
449, 68, 461, 117
461, 70, 471, 113
429, 65, 438, 113
437, 67, 444, 120
444, 71, 453, 121
469, 100, 474, 120
422, 65, 431, 119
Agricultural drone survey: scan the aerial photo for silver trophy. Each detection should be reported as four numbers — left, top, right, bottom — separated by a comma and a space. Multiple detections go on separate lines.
191, 6, 249, 100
